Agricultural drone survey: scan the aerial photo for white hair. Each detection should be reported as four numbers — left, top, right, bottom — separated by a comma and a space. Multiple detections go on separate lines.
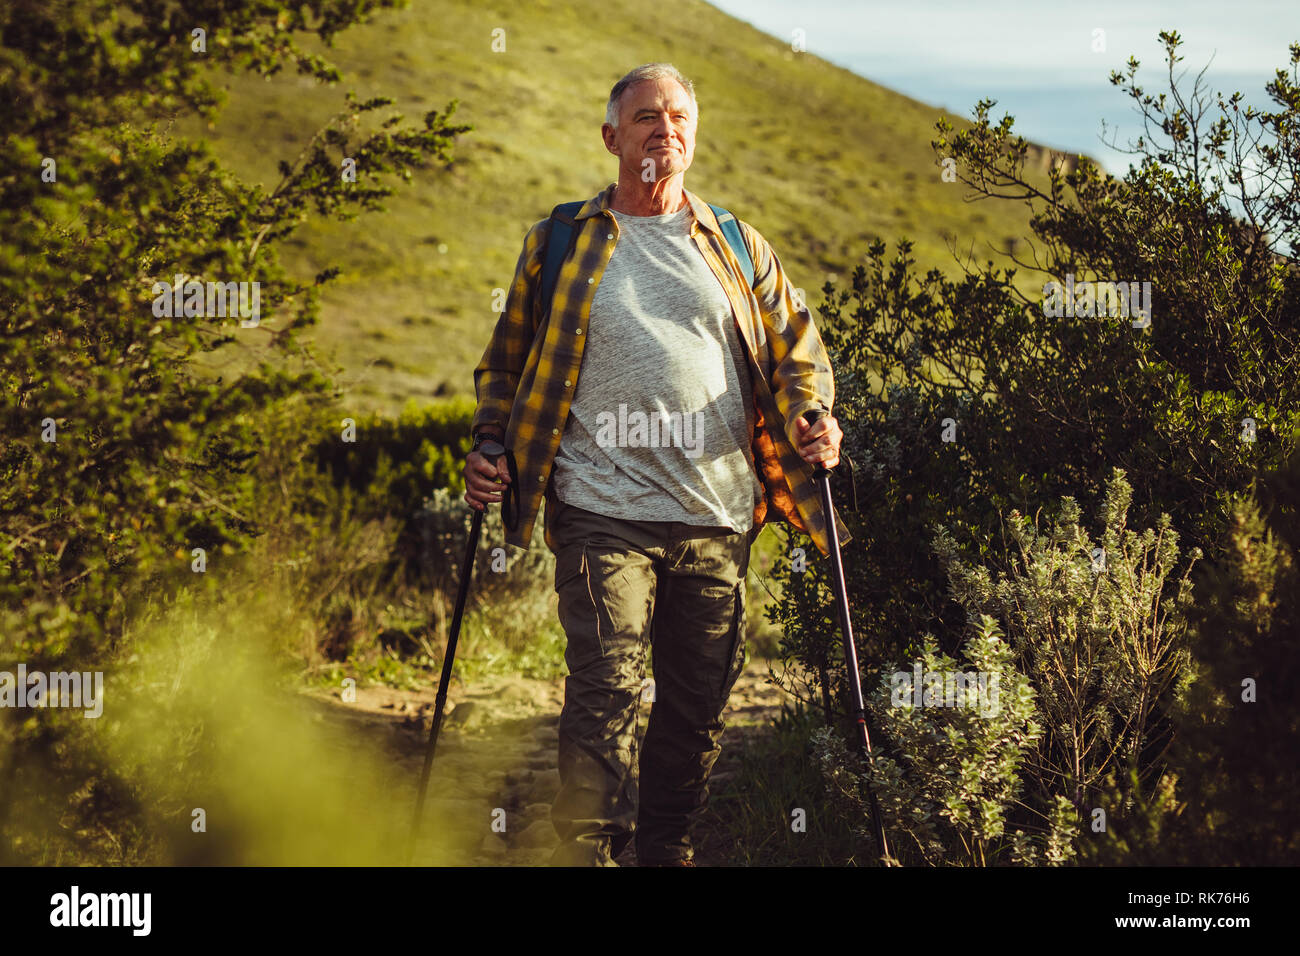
605, 63, 698, 129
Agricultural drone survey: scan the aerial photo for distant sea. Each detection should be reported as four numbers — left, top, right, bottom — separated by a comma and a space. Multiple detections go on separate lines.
705, 0, 1295, 178
859, 70, 1283, 177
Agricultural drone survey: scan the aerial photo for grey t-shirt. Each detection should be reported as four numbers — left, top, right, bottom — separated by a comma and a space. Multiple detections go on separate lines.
551, 202, 762, 531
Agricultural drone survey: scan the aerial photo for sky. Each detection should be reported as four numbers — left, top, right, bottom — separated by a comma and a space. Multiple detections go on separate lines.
708, 0, 1300, 175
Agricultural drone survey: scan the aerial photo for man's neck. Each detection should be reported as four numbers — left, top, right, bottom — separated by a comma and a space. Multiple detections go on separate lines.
609, 176, 687, 216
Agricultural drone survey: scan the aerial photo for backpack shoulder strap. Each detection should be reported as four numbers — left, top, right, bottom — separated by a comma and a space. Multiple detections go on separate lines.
708, 203, 755, 289
540, 201, 585, 315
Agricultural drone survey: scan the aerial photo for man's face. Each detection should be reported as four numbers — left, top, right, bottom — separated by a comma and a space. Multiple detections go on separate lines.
602, 77, 697, 183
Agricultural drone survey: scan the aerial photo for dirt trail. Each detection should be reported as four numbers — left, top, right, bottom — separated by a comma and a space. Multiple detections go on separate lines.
302, 658, 795, 865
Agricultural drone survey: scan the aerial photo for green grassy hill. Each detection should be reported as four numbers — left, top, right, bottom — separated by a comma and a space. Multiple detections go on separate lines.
192, 0, 1053, 415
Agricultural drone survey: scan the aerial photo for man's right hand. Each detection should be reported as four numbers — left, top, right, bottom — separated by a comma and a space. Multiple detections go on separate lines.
463, 446, 512, 512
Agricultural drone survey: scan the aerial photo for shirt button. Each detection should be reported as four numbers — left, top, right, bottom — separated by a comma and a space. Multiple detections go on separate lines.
564, 379, 572, 387
575, 327, 583, 334
587, 277, 594, 284
607, 233, 614, 240
552, 428, 559, 436
537, 474, 545, 483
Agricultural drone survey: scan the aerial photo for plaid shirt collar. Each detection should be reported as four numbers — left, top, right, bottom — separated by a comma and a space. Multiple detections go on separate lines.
574, 181, 727, 240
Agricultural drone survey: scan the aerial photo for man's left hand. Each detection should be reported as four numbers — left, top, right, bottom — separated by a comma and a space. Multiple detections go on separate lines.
793, 413, 842, 470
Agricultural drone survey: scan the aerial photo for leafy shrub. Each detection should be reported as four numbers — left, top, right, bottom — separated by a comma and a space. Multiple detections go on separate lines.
813, 471, 1198, 865
0, 0, 468, 861
814, 614, 1074, 866
775, 33, 1299, 686
935, 469, 1200, 815
1084, 448, 1300, 863
310, 396, 476, 525
776, 32, 1299, 866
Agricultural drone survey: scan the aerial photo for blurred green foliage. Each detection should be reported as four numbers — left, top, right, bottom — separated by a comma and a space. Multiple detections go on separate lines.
0, 0, 469, 863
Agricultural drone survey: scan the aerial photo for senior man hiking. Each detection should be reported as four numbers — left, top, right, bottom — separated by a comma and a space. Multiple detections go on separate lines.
463, 62, 852, 867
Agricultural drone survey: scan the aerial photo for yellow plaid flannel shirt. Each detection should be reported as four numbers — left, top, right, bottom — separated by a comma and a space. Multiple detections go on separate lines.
472, 181, 852, 557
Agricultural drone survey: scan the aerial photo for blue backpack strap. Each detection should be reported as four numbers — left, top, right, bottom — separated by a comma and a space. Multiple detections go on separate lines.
540, 201, 585, 316
708, 203, 755, 289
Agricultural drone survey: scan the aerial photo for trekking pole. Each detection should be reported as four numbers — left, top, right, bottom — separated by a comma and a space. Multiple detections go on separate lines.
803, 409, 895, 867
408, 439, 516, 861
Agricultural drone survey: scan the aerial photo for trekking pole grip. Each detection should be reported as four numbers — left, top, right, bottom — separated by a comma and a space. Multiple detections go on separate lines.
476, 439, 519, 532
801, 408, 832, 476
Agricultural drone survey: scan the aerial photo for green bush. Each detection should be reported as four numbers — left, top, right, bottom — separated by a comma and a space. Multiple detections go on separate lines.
773, 32, 1299, 866
813, 472, 1196, 865
814, 614, 1075, 866
0, 0, 468, 862
2, 0, 468, 656
935, 470, 1200, 818
310, 396, 475, 521
775, 32, 1299, 674
1084, 448, 1300, 864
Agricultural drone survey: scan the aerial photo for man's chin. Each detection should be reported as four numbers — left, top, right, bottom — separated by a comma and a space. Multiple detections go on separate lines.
653, 158, 688, 179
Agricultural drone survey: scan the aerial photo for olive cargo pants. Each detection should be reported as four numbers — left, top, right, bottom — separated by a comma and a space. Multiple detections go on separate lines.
545, 494, 759, 866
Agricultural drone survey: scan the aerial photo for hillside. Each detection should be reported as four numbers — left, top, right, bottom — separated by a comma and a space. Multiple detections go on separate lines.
191, 0, 1057, 415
